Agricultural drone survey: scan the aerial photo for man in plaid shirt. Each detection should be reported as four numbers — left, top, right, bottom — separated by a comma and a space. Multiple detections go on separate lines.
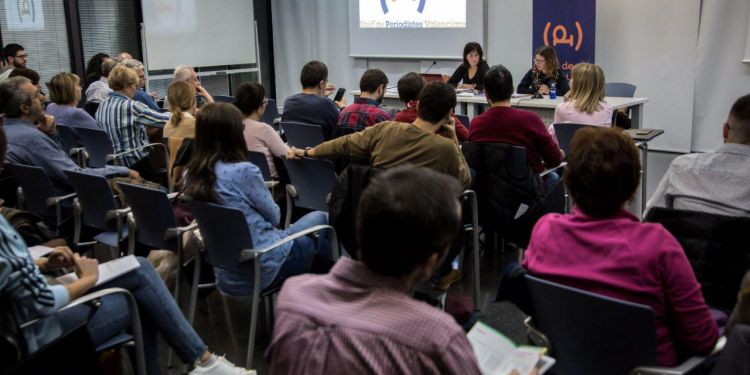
333, 69, 392, 138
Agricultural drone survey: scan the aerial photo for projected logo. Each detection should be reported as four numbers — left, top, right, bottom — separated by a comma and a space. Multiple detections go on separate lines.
4, 0, 44, 31
379, 0, 426, 14
532, 0, 595, 79
361, 0, 465, 29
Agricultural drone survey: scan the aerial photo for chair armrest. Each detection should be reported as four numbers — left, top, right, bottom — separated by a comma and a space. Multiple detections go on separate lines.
523, 316, 550, 349
631, 357, 705, 375
164, 222, 198, 240
539, 162, 567, 178
286, 184, 298, 199
107, 143, 167, 162
45, 192, 76, 208
20, 288, 134, 330
238, 224, 336, 262
167, 192, 179, 200
265, 181, 279, 189
105, 207, 132, 222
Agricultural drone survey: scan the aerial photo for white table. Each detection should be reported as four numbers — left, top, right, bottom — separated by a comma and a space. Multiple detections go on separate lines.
352, 90, 649, 129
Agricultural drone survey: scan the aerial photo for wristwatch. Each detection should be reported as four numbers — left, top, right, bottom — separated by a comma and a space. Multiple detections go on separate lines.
303, 148, 310, 157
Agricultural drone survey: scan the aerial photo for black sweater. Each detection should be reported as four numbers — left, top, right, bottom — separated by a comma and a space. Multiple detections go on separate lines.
517, 68, 570, 96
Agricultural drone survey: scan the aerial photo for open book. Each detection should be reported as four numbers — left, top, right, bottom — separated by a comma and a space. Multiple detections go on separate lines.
55, 255, 140, 287
467, 321, 555, 375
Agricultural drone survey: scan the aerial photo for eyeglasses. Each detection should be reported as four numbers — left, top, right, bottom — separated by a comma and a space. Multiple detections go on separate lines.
534, 58, 546, 64
15, 54, 28, 59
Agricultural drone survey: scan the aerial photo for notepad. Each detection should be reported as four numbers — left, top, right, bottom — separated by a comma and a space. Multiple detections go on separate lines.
28, 245, 55, 259
55, 255, 140, 287
467, 321, 555, 375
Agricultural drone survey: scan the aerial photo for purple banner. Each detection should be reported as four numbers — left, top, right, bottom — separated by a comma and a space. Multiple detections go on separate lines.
532, 0, 596, 80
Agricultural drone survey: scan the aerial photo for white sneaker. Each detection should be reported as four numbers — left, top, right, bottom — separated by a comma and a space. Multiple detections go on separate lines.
189, 355, 256, 375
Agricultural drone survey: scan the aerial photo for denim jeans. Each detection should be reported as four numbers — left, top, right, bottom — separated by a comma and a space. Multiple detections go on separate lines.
58, 257, 206, 375
264, 211, 333, 291
543, 170, 560, 193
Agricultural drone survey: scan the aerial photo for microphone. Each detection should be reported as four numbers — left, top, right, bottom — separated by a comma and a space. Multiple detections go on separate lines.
423, 60, 437, 74
531, 65, 543, 99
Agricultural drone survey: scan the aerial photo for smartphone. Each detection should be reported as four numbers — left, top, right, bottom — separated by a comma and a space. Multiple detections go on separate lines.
333, 88, 346, 102
635, 129, 652, 135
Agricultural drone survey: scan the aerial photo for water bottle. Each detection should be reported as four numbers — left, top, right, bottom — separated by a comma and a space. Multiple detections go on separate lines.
549, 82, 557, 100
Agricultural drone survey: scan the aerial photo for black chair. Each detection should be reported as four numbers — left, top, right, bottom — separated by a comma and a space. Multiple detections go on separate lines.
1, 288, 146, 375
282, 157, 337, 228
460, 190, 481, 311
63, 170, 130, 252
83, 102, 99, 118
76, 128, 168, 174
213, 95, 235, 103
188, 200, 339, 367
525, 274, 712, 375
605, 82, 637, 98
645, 207, 750, 311
246, 151, 272, 181
55, 125, 81, 155
5, 163, 75, 235
456, 114, 471, 129
281, 122, 325, 148
552, 123, 594, 157
260, 98, 280, 128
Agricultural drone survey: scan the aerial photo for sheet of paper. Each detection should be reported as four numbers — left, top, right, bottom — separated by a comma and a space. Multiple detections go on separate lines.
55, 255, 140, 287
28, 245, 54, 259
512, 93, 531, 98
514, 204, 529, 220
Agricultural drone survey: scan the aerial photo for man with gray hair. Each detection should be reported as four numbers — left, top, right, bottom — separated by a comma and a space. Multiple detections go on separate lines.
121, 58, 159, 111
0, 77, 139, 195
173, 64, 214, 105
85, 59, 118, 104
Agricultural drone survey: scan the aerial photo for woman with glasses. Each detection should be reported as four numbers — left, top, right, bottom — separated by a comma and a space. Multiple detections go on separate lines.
518, 45, 570, 96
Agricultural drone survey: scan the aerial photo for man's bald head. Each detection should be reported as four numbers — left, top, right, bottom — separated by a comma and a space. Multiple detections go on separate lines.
726, 93, 750, 145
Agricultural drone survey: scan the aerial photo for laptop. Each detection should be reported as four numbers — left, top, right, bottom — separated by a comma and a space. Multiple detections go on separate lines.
420, 73, 444, 83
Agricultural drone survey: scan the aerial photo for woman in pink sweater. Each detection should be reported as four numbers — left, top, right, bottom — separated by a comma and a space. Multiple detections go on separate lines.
523, 127, 718, 366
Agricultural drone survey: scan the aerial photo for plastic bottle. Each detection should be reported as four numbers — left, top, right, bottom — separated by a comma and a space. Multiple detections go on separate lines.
549, 82, 557, 100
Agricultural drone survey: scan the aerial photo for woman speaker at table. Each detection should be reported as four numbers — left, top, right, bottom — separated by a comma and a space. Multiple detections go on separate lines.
446, 42, 490, 91
518, 45, 570, 96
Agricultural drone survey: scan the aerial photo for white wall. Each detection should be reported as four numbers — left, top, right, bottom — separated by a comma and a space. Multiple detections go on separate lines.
273, 0, 744, 153
692, 0, 750, 152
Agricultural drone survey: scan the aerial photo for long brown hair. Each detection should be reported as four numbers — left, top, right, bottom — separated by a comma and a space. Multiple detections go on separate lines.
167, 80, 196, 127
181, 103, 248, 202
535, 45, 560, 80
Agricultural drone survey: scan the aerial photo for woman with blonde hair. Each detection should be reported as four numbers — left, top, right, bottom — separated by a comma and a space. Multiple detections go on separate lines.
518, 45, 570, 96
554, 63, 613, 126
45, 72, 100, 130
164, 80, 197, 188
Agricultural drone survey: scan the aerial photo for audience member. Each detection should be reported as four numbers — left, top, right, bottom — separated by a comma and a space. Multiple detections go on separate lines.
83, 53, 111, 91
394, 72, 469, 141
116, 51, 133, 61
85, 59, 117, 104
182, 103, 332, 295
288, 81, 471, 188
646, 93, 750, 217
0, 123, 254, 375
96, 65, 169, 176
234, 82, 289, 178
0, 77, 136, 195
267, 165, 481, 374
0, 44, 26, 80
553, 63, 613, 126
333, 69, 392, 136
173, 65, 214, 105
523, 127, 719, 366
121, 58, 160, 111
8, 67, 46, 102
164, 80, 197, 187
45, 72, 100, 130
469, 65, 563, 188
282, 60, 345, 140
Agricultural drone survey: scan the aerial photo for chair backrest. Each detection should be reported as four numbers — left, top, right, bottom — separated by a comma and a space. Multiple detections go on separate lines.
645, 207, 750, 310
260, 99, 280, 126
83, 102, 99, 118
455, 114, 471, 129
63, 170, 118, 230
526, 274, 658, 375
213, 95, 235, 103
188, 201, 254, 276
605, 82, 637, 98
76, 127, 114, 168
552, 123, 593, 156
117, 182, 178, 250
55, 125, 81, 154
281, 122, 325, 148
5, 164, 57, 217
246, 151, 272, 181
283, 157, 336, 212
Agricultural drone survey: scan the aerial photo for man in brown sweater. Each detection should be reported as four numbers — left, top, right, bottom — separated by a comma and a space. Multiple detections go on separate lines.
287, 82, 471, 188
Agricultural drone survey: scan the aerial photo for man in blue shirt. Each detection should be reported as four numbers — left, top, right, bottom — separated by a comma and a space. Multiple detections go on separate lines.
0, 76, 139, 195
282, 60, 346, 141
